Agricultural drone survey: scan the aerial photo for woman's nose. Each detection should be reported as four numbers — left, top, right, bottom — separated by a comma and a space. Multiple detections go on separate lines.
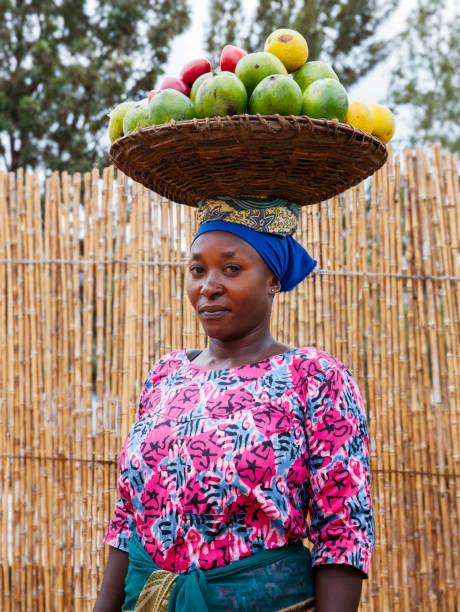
200, 272, 224, 296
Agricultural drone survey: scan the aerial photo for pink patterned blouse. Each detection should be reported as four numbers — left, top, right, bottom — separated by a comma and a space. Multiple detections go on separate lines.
105, 347, 373, 576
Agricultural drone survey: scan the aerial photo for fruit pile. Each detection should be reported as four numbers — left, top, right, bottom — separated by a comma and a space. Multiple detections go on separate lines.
109, 28, 395, 145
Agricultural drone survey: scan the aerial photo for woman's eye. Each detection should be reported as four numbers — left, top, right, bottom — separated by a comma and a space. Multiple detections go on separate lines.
189, 266, 204, 275
225, 265, 240, 274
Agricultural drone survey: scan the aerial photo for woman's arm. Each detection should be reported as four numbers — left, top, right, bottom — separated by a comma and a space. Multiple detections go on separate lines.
305, 363, 374, 605
314, 564, 363, 612
93, 546, 129, 612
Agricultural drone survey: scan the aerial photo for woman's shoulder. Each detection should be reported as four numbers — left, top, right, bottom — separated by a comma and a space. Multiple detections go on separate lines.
292, 347, 365, 416
290, 346, 350, 373
290, 346, 362, 397
138, 350, 190, 415
141, 349, 188, 386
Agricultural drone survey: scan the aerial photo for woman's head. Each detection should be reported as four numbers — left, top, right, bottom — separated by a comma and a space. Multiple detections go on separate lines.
187, 197, 317, 341
186, 231, 280, 341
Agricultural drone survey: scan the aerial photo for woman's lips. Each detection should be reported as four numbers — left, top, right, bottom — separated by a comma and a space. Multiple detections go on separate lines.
199, 305, 230, 319
200, 309, 229, 319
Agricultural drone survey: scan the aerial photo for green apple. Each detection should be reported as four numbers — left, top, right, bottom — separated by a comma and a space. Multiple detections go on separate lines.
149, 89, 195, 124
123, 103, 152, 134
108, 101, 137, 142
249, 74, 302, 115
190, 72, 213, 103
294, 61, 339, 93
235, 51, 287, 97
302, 78, 348, 122
194, 71, 247, 118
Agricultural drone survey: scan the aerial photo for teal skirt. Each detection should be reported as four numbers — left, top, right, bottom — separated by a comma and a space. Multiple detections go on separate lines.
123, 531, 315, 611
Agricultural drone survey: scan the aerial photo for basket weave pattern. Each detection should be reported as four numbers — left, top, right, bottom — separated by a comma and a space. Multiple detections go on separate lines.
109, 114, 388, 207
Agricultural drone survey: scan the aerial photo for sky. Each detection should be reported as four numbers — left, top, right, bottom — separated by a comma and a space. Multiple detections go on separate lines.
156, 0, 418, 152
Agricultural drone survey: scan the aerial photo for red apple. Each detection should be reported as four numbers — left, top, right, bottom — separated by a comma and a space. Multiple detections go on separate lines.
147, 89, 159, 103
160, 77, 191, 97
180, 58, 212, 87
220, 45, 247, 73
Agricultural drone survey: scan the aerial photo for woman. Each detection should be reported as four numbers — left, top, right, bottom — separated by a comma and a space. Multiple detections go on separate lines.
94, 197, 373, 612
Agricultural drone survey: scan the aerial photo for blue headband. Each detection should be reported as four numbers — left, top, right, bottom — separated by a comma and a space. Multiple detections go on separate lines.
192, 221, 317, 292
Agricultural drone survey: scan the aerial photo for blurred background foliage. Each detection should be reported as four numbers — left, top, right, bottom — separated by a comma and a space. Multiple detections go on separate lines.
0, 0, 459, 173
0, 0, 190, 172
389, 0, 460, 153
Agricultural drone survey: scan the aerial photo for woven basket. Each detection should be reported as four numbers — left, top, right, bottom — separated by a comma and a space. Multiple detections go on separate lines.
109, 114, 388, 207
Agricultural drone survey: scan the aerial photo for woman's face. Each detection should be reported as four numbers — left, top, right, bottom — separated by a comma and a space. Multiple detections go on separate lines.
186, 231, 280, 341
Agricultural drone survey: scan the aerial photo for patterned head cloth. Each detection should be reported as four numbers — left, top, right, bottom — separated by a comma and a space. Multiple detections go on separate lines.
197, 196, 300, 237
193, 196, 317, 292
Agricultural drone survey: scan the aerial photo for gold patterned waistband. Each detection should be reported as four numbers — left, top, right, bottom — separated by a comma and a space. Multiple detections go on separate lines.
126, 569, 177, 612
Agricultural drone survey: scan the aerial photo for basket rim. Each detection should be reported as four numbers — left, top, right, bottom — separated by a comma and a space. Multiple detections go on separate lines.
109, 114, 388, 207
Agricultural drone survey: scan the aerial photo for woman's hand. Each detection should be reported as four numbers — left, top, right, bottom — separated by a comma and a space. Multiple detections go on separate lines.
314, 564, 364, 612
93, 546, 129, 612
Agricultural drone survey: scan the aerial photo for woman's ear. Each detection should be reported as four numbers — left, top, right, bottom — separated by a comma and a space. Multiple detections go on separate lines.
268, 275, 281, 296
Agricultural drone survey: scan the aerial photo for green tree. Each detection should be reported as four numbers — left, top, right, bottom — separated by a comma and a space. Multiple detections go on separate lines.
0, 0, 190, 172
390, 0, 460, 153
205, 0, 399, 87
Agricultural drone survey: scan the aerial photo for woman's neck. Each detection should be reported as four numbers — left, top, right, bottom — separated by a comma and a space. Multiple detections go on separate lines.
196, 327, 294, 369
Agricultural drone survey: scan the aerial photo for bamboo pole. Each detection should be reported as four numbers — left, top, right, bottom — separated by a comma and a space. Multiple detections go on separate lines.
296, 203, 307, 348
70, 171, 84, 612
391, 153, 412, 612
7, 170, 20, 611
369, 163, 388, 611
0, 172, 10, 611
367, 164, 381, 610
183, 203, 194, 351
6, 172, 17, 612
160, 197, 171, 356
384, 151, 404, 608
94, 167, 108, 594
355, 183, 366, 396
104, 166, 115, 434
81, 170, 95, 607
155, 201, 161, 357
357, 177, 377, 610
171, 203, 181, 354
380, 155, 394, 606
334, 195, 346, 361
319, 200, 330, 353
15, 169, 28, 608
102, 166, 114, 596
401, 150, 422, 608
33, 172, 50, 612
168, 198, 175, 352
142, 186, 153, 379
111, 170, 128, 442
133, 183, 143, 396
24, 172, 40, 610
311, 203, 322, 349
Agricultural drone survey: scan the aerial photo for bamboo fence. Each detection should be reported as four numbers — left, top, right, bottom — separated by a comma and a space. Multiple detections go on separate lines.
0, 145, 459, 611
